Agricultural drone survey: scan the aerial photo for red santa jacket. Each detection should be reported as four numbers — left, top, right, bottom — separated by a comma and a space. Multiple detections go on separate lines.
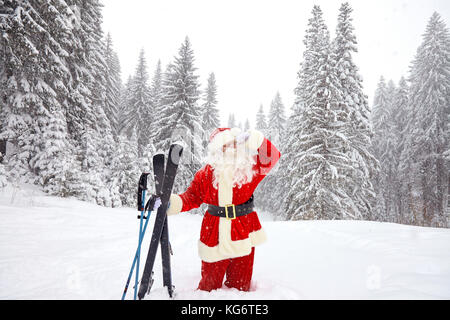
167, 129, 281, 263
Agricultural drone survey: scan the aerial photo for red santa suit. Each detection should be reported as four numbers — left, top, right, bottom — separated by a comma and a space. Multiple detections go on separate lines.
167, 128, 281, 291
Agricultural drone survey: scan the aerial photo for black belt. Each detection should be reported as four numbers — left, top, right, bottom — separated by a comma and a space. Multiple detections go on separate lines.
207, 195, 254, 220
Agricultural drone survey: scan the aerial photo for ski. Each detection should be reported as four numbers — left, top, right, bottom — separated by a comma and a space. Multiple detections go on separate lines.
138, 143, 183, 300
152, 153, 174, 297
160, 206, 173, 297
146, 152, 165, 296
152, 153, 165, 196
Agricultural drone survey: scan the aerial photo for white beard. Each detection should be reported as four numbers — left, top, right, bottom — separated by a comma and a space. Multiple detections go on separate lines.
207, 144, 257, 189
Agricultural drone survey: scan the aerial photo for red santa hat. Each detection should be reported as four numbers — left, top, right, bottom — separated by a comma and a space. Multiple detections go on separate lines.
208, 127, 242, 151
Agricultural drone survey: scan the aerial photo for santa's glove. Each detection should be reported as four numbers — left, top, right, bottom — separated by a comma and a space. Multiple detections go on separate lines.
138, 194, 161, 219
147, 194, 162, 211
235, 131, 251, 144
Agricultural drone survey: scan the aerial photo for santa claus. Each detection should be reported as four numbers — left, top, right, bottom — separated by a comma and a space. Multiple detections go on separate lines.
164, 127, 281, 292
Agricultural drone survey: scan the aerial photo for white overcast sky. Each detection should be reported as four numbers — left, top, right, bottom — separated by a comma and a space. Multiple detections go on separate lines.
101, 0, 450, 128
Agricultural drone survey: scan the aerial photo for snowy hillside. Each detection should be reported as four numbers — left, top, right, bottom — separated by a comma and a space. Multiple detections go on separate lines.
1, 185, 449, 300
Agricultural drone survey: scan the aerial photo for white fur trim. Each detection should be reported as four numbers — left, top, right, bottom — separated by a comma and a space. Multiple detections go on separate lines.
198, 238, 252, 263
218, 218, 234, 254
249, 228, 267, 246
208, 127, 243, 152
198, 216, 266, 263
229, 127, 242, 136
198, 226, 267, 263
208, 129, 235, 152
246, 129, 264, 150
218, 166, 233, 206
167, 194, 183, 216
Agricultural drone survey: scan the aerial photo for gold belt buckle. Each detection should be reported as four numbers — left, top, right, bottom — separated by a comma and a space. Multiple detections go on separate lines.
225, 204, 236, 220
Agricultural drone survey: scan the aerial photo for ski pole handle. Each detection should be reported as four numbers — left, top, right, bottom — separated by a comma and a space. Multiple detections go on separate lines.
137, 173, 151, 211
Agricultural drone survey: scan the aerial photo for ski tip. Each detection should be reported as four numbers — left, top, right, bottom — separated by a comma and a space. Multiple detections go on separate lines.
172, 140, 186, 149
169, 143, 184, 164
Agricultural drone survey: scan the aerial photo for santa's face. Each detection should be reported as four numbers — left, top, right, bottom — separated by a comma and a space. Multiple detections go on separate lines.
221, 143, 238, 165
222, 139, 237, 152
207, 140, 256, 189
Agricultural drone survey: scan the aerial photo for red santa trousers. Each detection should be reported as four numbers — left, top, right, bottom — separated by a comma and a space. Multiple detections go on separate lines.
198, 247, 255, 292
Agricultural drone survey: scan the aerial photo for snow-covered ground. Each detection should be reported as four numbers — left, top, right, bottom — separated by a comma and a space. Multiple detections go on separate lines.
1, 185, 449, 300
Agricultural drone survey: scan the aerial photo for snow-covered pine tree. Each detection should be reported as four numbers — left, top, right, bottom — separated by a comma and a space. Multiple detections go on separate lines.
104, 33, 122, 138
31, 0, 83, 196
40, 0, 104, 203
0, 0, 75, 191
93, 106, 119, 206
76, 0, 119, 206
201, 72, 220, 141
149, 60, 163, 122
146, 59, 164, 148
385, 79, 399, 222
58, 0, 97, 146
33, 108, 73, 196
227, 113, 236, 128
370, 76, 397, 222
284, 5, 355, 221
280, 6, 327, 220
117, 75, 133, 136
0, 4, 6, 159
256, 92, 286, 215
244, 118, 250, 131
77, 128, 100, 203
31, 0, 118, 205
0, 1, 45, 183
78, 0, 109, 128
278, 101, 303, 220
110, 130, 141, 206
400, 12, 450, 227
332, 2, 378, 221
150, 60, 163, 104
391, 77, 410, 224
151, 61, 176, 151
255, 104, 267, 135
267, 92, 286, 146
122, 49, 152, 156
285, 5, 330, 220
153, 37, 204, 205
0, 153, 7, 188
109, 76, 139, 206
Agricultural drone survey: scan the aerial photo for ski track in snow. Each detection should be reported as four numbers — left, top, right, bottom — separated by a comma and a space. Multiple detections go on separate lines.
1, 185, 450, 300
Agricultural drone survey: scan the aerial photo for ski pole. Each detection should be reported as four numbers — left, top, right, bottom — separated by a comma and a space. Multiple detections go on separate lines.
121, 173, 151, 300
121, 199, 153, 300
134, 189, 146, 300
